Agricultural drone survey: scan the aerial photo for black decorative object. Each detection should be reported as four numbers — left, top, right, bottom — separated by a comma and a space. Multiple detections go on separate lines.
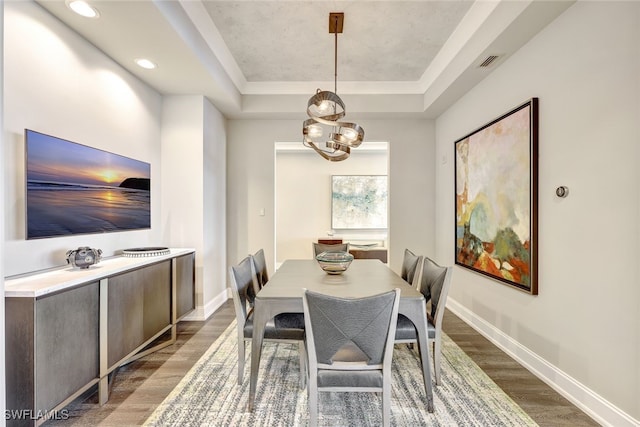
66, 247, 102, 269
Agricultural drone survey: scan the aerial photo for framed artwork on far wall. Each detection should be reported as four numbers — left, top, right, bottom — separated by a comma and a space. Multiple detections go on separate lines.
332, 175, 388, 230
454, 98, 538, 294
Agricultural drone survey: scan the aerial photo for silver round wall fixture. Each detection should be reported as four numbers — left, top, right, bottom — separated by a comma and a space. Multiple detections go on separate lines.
556, 186, 569, 198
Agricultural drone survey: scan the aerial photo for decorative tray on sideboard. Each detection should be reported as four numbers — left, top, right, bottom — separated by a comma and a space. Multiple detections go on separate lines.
122, 247, 171, 258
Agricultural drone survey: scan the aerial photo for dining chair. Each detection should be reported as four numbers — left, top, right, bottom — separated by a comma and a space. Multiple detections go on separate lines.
247, 248, 269, 304
251, 248, 269, 287
401, 248, 423, 286
312, 242, 349, 257
394, 256, 453, 385
303, 288, 401, 427
229, 256, 307, 387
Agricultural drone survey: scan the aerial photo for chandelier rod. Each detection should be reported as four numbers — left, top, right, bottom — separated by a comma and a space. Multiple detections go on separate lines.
334, 14, 338, 94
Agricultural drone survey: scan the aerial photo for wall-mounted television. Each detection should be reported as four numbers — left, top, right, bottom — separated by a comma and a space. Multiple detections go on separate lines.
25, 129, 151, 239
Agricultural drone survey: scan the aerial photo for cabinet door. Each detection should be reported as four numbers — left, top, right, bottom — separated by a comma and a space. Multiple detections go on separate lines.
35, 282, 100, 413
175, 253, 195, 319
6, 298, 35, 425
107, 261, 171, 367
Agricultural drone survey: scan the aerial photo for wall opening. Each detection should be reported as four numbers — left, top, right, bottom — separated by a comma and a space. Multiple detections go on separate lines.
274, 141, 389, 268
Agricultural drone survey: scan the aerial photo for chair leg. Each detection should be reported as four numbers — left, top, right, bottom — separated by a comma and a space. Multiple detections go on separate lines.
237, 335, 245, 385
433, 338, 442, 385
308, 378, 318, 427
382, 381, 391, 427
298, 341, 307, 389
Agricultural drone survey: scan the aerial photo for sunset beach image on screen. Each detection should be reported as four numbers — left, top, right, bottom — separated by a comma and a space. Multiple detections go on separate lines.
25, 129, 151, 239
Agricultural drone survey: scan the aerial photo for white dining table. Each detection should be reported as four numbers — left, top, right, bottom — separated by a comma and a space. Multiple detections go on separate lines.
248, 259, 435, 413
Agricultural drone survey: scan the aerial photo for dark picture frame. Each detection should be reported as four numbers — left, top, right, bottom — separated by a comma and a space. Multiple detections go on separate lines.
454, 98, 538, 294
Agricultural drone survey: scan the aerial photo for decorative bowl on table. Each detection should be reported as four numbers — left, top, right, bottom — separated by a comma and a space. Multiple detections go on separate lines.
316, 251, 354, 275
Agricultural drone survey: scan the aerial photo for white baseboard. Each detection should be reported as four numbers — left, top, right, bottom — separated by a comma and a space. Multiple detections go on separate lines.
446, 298, 638, 427
180, 289, 229, 321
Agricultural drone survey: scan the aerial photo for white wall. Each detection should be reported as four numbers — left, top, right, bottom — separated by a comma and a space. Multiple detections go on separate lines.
0, 2, 5, 424
3, 2, 163, 276
160, 96, 227, 320
435, 1, 639, 424
275, 148, 387, 264
2, 8, 228, 417
227, 118, 435, 276
203, 100, 227, 314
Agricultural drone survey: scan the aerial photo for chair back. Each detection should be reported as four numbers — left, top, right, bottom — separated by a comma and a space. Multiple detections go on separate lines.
251, 248, 269, 289
312, 242, 349, 257
418, 257, 453, 326
229, 256, 256, 325
303, 289, 400, 368
401, 249, 423, 286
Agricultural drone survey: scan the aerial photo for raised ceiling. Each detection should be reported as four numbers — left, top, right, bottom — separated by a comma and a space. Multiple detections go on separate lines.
35, 0, 574, 119
202, 1, 473, 82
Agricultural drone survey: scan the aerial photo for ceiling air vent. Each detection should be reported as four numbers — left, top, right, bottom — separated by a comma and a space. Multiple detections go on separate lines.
478, 55, 500, 68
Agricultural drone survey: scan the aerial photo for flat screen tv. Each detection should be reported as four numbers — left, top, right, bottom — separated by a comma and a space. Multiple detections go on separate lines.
25, 129, 151, 239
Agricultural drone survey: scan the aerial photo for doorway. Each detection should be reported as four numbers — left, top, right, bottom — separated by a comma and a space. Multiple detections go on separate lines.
274, 141, 389, 267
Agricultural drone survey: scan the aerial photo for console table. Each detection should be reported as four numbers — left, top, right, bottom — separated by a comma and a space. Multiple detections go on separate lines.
4, 248, 195, 426
316, 238, 388, 263
349, 247, 388, 263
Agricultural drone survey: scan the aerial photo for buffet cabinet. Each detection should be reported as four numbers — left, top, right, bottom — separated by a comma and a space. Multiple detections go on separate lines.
4, 249, 195, 426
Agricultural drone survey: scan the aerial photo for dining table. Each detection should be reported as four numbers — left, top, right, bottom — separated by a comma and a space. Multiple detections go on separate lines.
248, 258, 435, 413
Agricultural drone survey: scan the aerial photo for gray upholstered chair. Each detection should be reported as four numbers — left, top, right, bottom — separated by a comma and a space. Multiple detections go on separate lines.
400, 248, 423, 286
303, 288, 401, 427
395, 256, 453, 385
312, 242, 349, 257
229, 256, 307, 386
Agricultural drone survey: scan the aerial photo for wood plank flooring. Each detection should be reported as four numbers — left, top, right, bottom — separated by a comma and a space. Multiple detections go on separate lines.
45, 301, 600, 426
441, 311, 599, 427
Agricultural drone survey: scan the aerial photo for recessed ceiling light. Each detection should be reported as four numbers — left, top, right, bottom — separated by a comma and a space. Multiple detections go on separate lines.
66, 0, 100, 18
135, 58, 157, 70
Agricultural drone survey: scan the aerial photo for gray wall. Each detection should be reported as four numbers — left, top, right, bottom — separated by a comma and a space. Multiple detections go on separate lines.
226, 118, 435, 276
435, 1, 639, 423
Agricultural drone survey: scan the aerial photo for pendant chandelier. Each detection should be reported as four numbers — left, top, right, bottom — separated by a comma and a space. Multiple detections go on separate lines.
302, 12, 364, 162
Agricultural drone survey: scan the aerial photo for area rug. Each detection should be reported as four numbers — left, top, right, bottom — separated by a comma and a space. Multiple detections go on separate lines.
144, 321, 537, 426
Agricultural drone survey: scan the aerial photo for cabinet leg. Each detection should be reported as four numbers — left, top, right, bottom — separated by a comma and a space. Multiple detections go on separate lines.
98, 376, 109, 405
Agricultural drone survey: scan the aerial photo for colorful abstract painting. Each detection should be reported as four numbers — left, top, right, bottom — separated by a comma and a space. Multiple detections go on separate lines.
455, 99, 538, 294
332, 175, 388, 229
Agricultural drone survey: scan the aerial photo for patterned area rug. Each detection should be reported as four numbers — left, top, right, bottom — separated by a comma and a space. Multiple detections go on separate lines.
145, 321, 537, 426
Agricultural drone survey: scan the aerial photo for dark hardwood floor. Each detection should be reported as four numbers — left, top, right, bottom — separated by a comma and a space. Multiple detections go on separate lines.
45, 301, 600, 426
441, 311, 599, 427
